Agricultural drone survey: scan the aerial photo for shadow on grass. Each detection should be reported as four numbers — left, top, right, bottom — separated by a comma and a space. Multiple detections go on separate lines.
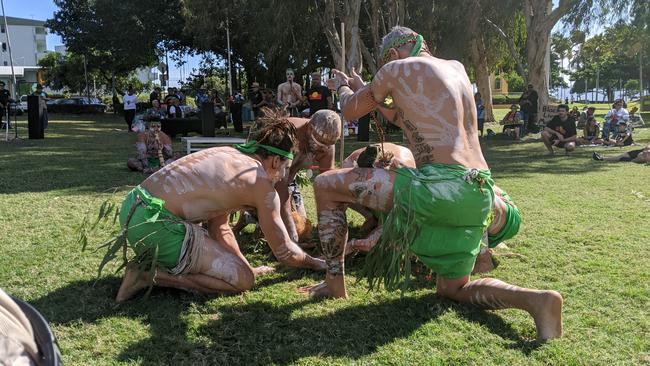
28, 275, 540, 365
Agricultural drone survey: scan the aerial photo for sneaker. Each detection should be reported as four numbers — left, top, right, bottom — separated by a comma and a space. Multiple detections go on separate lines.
592, 152, 603, 161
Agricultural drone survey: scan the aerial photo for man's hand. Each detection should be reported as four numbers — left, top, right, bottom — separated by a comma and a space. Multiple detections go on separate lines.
332, 68, 365, 91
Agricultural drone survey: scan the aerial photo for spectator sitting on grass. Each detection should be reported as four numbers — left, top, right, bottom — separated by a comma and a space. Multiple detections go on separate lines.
541, 104, 577, 154
603, 99, 629, 140
500, 104, 523, 140
577, 116, 603, 145
592, 142, 650, 164
603, 121, 633, 147
569, 106, 580, 120
577, 106, 596, 128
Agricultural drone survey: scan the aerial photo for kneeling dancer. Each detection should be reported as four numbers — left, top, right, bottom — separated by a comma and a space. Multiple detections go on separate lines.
301, 26, 562, 341
342, 144, 520, 275
115, 114, 324, 302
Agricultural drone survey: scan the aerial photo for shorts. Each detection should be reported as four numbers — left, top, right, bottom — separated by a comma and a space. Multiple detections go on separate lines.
119, 186, 203, 273
620, 149, 643, 161
487, 190, 521, 247
389, 164, 494, 279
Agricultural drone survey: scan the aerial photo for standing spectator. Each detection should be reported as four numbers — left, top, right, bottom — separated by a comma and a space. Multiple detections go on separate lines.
228, 90, 244, 132
195, 85, 210, 111
177, 88, 186, 105
213, 91, 227, 129
164, 87, 179, 105
474, 92, 485, 137
149, 87, 161, 104
32, 84, 49, 130
541, 104, 576, 154
602, 99, 629, 141
519, 84, 538, 134
577, 106, 595, 128
123, 86, 138, 131
306, 72, 332, 116
0, 81, 10, 129
112, 93, 121, 115
250, 82, 264, 120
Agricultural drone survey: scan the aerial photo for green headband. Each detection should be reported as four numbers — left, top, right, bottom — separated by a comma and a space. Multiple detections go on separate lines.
381, 33, 424, 63
235, 140, 294, 160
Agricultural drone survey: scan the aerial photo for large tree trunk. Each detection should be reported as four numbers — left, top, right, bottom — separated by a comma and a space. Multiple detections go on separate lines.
316, 0, 362, 72
524, 0, 572, 117
469, 1, 494, 122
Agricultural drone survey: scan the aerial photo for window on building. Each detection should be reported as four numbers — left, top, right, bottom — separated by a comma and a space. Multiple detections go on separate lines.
495, 78, 502, 91
3, 61, 7, 66
35, 27, 46, 35
1, 25, 5, 33
1, 43, 6, 52
36, 40, 46, 53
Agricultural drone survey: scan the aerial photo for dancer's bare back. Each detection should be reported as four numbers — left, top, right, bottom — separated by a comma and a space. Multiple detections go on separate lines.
341, 56, 487, 169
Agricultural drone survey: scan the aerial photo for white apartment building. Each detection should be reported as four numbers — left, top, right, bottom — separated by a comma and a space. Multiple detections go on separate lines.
0, 16, 49, 95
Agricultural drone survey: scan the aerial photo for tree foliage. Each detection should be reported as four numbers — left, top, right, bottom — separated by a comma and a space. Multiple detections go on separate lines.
47, 0, 185, 88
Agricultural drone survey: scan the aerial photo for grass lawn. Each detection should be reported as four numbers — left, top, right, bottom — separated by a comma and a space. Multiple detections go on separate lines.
0, 113, 648, 365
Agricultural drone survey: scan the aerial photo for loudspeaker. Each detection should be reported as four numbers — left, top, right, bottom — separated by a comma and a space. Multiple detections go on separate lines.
357, 113, 370, 141
200, 102, 215, 137
27, 95, 44, 139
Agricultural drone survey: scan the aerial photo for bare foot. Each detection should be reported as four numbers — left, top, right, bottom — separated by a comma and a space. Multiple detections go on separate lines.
252, 265, 275, 276
115, 265, 152, 303
298, 276, 347, 299
530, 290, 563, 341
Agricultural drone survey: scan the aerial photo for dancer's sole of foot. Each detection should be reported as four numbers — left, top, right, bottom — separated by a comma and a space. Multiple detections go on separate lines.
115, 265, 152, 303
530, 290, 563, 341
298, 276, 347, 299
252, 265, 276, 276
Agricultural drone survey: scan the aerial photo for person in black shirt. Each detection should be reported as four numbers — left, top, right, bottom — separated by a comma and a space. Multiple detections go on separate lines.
306, 72, 332, 116
0, 81, 10, 128
541, 104, 576, 154
149, 87, 161, 105
249, 82, 264, 120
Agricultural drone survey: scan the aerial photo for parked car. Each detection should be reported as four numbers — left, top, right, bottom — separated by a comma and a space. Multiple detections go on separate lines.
47, 97, 107, 114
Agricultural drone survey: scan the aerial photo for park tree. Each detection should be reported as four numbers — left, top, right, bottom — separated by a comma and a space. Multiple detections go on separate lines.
38, 52, 94, 94
47, 0, 185, 93
181, 0, 332, 91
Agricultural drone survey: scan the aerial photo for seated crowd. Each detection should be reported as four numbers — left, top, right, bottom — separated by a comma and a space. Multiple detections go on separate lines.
540, 99, 642, 154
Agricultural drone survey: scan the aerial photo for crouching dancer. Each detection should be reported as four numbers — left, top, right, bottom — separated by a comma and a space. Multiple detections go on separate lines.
301, 26, 562, 340
115, 113, 325, 302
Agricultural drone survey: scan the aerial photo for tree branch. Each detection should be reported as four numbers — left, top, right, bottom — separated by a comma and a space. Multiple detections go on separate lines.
484, 17, 527, 81
544, 0, 575, 30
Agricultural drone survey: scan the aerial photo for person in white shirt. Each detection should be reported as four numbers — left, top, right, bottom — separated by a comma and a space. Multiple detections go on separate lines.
602, 99, 629, 140
123, 86, 138, 131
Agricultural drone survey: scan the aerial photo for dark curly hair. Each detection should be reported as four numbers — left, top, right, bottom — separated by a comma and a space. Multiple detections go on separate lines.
250, 107, 297, 159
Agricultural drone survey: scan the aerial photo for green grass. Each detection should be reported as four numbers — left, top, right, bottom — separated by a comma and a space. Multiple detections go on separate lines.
1, 114, 649, 365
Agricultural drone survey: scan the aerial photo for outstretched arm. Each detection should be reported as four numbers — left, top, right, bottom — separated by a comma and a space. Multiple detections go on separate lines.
255, 181, 325, 270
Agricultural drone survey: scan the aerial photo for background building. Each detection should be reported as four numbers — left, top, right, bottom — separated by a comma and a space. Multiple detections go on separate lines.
0, 16, 49, 96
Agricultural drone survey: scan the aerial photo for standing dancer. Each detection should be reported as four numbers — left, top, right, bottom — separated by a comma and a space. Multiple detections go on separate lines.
277, 69, 303, 117
301, 26, 562, 340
